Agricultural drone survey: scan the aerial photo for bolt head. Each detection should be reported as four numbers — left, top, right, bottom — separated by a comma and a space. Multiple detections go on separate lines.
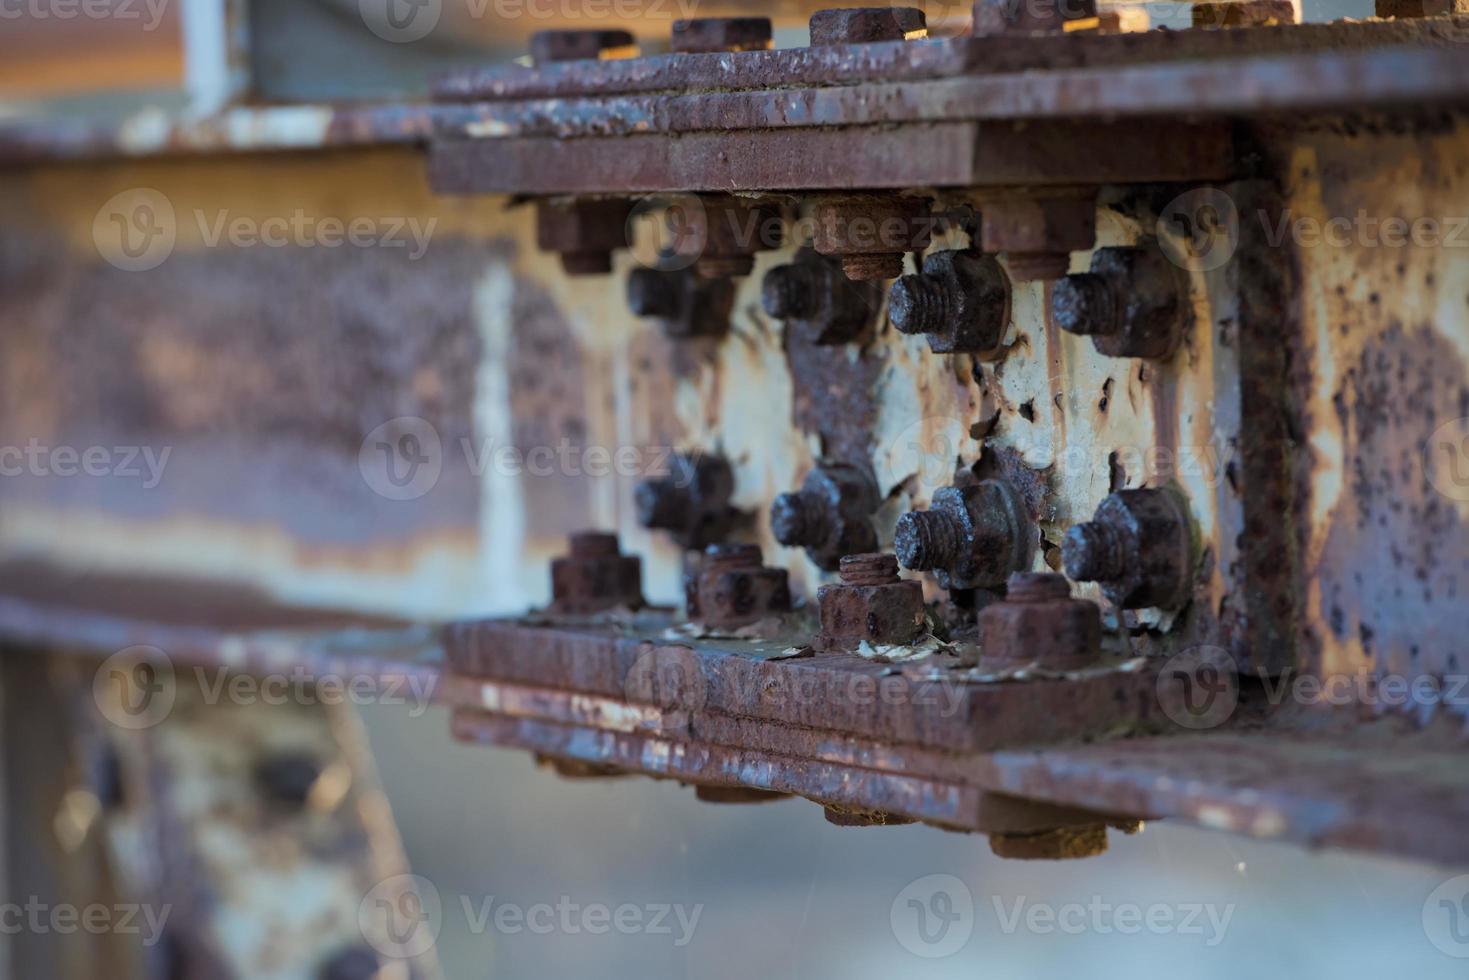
809, 7, 927, 45
672, 17, 773, 53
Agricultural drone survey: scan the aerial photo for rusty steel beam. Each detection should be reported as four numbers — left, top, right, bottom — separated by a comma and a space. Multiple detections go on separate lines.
427, 120, 1236, 195
432, 18, 1469, 103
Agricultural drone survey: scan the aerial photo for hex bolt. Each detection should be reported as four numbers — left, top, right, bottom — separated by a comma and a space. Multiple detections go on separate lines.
671, 17, 773, 53
895, 481, 1035, 592
972, 0, 1098, 35
320, 946, 382, 980
1063, 488, 1194, 610
530, 29, 637, 65
627, 267, 735, 340
815, 553, 927, 652
890, 250, 1011, 354
680, 196, 782, 281
1192, 0, 1297, 28
977, 572, 1102, 671
809, 7, 927, 45
635, 453, 738, 551
770, 463, 880, 571
550, 532, 646, 614
1052, 246, 1185, 359
693, 544, 792, 630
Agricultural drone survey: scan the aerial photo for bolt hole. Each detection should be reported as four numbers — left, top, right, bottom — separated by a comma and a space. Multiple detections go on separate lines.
1099, 378, 1113, 414
1019, 400, 1036, 423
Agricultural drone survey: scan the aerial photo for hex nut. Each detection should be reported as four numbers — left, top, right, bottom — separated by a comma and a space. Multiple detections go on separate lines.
890, 250, 1011, 354
692, 544, 792, 630
550, 532, 646, 614
1063, 488, 1194, 610
816, 554, 926, 652
977, 573, 1102, 670
671, 17, 773, 53
530, 29, 637, 64
809, 7, 927, 45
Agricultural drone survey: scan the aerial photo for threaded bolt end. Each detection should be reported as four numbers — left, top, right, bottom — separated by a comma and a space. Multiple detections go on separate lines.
761, 265, 819, 320
840, 553, 901, 586
889, 274, 949, 336
895, 510, 963, 571
770, 492, 824, 547
1052, 273, 1117, 337
1062, 522, 1126, 583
